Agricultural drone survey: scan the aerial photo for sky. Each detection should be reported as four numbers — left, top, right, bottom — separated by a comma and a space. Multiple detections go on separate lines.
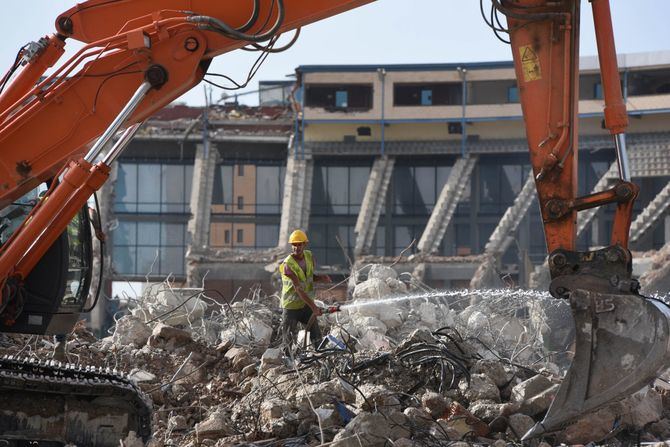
2, 1, 669, 106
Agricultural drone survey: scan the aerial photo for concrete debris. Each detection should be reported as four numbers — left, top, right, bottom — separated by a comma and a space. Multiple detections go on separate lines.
112, 315, 152, 348
510, 374, 554, 403
352, 277, 392, 300
2, 263, 670, 446
640, 242, 670, 295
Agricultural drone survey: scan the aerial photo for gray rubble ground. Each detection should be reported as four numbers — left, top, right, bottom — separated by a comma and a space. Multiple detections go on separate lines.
1, 269, 669, 446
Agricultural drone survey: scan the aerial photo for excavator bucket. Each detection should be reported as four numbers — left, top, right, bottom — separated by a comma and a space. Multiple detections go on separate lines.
524, 289, 670, 439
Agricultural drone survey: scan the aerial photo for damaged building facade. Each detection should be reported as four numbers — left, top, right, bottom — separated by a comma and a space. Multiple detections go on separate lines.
104, 52, 670, 312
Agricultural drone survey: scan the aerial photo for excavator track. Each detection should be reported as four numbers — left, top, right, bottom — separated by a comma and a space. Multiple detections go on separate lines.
0, 356, 152, 446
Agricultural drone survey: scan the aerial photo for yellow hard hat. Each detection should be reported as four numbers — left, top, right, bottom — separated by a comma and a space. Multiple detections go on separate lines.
289, 229, 309, 244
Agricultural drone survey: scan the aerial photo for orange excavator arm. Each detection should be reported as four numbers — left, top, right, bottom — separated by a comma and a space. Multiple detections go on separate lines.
0, 0, 373, 315
500, 0, 670, 438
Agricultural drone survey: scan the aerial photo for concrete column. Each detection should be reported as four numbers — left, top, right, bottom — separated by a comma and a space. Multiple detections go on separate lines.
278, 155, 313, 247
665, 215, 670, 244
418, 156, 476, 254
354, 156, 395, 257
187, 143, 219, 252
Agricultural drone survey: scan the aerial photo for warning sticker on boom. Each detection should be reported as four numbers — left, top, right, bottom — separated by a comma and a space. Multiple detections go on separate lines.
519, 45, 541, 82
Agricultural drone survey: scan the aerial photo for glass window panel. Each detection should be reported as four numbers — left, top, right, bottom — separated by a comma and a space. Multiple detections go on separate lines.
115, 221, 137, 246
113, 246, 136, 275
327, 167, 348, 205
502, 165, 523, 198
161, 246, 185, 275
349, 167, 369, 214
478, 223, 497, 252
508, 86, 519, 103
394, 166, 414, 215
327, 167, 348, 215
311, 166, 328, 215
309, 224, 327, 249
137, 164, 161, 212
375, 225, 385, 257
137, 222, 160, 246
311, 248, 327, 266
161, 165, 185, 213
479, 165, 500, 212
436, 166, 452, 191
394, 226, 412, 254
256, 225, 279, 248
256, 166, 281, 214
137, 246, 160, 275
335, 90, 348, 108
414, 167, 436, 212
219, 165, 234, 205
421, 89, 433, 105
161, 223, 185, 246
114, 163, 137, 212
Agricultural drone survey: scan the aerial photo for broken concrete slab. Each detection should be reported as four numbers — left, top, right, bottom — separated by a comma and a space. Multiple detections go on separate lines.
460, 374, 501, 403
112, 316, 151, 348
510, 374, 553, 403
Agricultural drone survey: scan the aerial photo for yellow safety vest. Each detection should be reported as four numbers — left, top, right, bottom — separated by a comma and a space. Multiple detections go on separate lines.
280, 251, 314, 309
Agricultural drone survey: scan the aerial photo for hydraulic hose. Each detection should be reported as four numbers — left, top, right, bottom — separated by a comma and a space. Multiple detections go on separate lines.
188, 0, 284, 43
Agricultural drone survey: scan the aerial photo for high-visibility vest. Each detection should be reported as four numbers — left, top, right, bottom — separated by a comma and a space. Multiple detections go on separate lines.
279, 251, 314, 309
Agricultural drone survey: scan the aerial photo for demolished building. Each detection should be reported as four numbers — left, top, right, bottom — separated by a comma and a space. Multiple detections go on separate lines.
97, 52, 670, 332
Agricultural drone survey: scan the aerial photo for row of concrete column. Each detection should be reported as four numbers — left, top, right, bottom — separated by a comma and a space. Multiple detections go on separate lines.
185, 142, 670, 271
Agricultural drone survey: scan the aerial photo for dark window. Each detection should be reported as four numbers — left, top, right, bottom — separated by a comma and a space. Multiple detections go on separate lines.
237, 229, 244, 243
237, 196, 244, 210
421, 89, 433, 105
594, 82, 603, 100
311, 165, 371, 215
628, 68, 670, 96
393, 164, 452, 215
335, 90, 348, 108
305, 84, 373, 110
112, 221, 187, 276
114, 162, 193, 214
256, 165, 285, 214
508, 86, 519, 103
212, 165, 234, 206
448, 122, 462, 134
478, 162, 529, 214
357, 126, 372, 137
394, 83, 462, 106
307, 223, 354, 266
224, 230, 230, 244
468, 80, 516, 105
238, 165, 244, 176
256, 225, 279, 249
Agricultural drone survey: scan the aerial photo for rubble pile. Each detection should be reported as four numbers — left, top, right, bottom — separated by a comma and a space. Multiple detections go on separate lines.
1, 271, 670, 446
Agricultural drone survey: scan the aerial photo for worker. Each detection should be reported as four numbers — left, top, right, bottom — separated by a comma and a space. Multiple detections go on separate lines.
279, 229, 331, 351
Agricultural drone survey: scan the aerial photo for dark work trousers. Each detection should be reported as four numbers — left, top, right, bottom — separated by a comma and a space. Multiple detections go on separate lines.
281, 306, 322, 350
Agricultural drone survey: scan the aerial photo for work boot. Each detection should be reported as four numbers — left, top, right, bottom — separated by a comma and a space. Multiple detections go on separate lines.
52, 340, 67, 363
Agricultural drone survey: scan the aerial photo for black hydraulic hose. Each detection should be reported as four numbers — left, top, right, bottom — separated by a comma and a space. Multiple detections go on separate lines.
236, 0, 261, 32
188, 0, 284, 43
493, 0, 566, 22
247, 28, 300, 53
81, 192, 103, 313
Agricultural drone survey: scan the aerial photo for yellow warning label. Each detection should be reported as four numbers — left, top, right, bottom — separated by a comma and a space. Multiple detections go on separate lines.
519, 45, 542, 82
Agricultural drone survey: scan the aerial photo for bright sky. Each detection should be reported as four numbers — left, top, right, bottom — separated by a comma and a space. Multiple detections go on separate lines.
3, 1, 669, 106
